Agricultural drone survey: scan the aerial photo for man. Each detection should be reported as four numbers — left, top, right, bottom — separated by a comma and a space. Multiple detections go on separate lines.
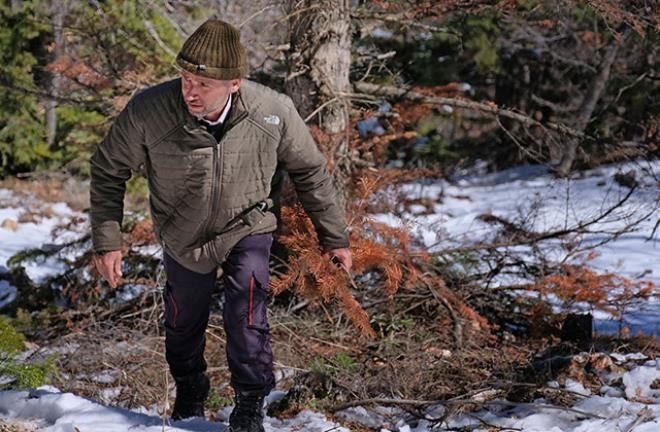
90, 19, 351, 432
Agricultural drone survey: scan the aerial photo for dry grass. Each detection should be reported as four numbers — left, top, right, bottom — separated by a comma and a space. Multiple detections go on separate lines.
42, 294, 527, 416
0, 177, 89, 212
4, 179, 657, 427
0, 420, 37, 432
49, 323, 170, 413
23, 283, 659, 429
0, 177, 149, 214
46, 300, 233, 420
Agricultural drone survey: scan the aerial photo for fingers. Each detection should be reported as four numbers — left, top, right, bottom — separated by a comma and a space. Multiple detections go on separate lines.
94, 256, 113, 287
327, 247, 353, 273
113, 255, 123, 281
93, 251, 123, 288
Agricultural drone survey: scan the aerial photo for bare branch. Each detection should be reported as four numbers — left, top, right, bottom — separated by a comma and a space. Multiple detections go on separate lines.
331, 394, 607, 420
352, 81, 585, 138
0, 75, 105, 109
142, 19, 177, 57
431, 184, 642, 256
351, 11, 455, 35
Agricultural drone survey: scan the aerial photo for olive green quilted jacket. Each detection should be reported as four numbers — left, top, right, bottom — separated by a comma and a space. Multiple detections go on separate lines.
90, 79, 349, 273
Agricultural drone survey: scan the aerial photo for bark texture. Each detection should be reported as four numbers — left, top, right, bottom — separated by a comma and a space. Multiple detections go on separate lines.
285, 0, 351, 135
44, 0, 66, 147
555, 34, 623, 177
284, 1, 353, 208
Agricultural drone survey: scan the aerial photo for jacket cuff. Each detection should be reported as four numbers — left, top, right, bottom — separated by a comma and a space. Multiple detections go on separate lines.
92, 220, 123, 252
319, 235, 350, 251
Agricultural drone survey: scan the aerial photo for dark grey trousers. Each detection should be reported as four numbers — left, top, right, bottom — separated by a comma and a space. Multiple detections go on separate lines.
163, 233, 275, 394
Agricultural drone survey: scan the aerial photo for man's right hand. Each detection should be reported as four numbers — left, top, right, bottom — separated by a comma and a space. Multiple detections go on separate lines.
93, 250, 123, 288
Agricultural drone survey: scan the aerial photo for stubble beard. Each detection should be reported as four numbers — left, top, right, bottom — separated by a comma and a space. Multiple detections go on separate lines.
189, 95, 229, 121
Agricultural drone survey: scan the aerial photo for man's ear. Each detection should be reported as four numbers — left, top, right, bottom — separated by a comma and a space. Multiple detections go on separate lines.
229, 79, 241, 93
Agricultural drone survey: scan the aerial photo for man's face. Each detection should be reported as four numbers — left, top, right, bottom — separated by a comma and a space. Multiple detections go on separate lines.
180, 70, 241, 121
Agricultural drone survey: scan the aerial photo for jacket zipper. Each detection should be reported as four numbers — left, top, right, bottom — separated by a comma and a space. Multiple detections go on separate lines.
201, 111, 248, 242
204, 143, 220, 242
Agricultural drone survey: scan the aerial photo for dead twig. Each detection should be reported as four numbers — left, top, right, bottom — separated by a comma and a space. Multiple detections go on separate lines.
330, 395, 608, 420
430, 184, 641, 256
352, 81, 585, 139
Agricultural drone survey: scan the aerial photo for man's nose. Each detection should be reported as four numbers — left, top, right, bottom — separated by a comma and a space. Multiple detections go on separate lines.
184, 85, 197, 100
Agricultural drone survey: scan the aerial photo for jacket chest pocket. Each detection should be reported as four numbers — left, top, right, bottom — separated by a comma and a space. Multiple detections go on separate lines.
221, 134, 279, 203
147, 135, 215, 215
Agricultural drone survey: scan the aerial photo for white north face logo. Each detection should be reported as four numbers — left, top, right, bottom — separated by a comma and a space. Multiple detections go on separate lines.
264, 115, 280, 125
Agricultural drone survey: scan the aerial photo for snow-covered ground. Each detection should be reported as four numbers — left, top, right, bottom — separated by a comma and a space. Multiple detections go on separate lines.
0, 160, 658, 431
375, 160, 659, 336
0, 354, 658, 431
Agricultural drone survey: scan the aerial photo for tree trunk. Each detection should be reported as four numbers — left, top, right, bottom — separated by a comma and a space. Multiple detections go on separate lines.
285, 0, 352, 207
555, 34, 623, 177
44, 0, 65, 147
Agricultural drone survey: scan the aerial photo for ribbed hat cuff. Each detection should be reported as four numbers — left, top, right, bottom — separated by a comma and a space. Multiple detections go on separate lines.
176, 56, 245, 80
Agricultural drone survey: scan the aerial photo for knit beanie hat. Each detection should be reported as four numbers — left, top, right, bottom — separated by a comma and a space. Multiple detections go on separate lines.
176, 19, 247, 80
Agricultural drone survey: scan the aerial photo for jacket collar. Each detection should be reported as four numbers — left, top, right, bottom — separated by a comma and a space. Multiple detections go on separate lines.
179, 85, 248, 131
225, 88, 248, 127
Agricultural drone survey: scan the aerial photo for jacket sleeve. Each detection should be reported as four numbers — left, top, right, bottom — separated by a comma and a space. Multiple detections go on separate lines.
277, 99, 350, 250
89, 99, 146, 252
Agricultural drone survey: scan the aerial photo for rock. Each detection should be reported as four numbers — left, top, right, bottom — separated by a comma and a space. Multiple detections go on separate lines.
1, 218, 18, 231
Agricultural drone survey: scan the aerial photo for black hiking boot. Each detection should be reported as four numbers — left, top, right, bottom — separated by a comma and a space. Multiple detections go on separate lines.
227, 390, 266, 432
171, 372, 210, 420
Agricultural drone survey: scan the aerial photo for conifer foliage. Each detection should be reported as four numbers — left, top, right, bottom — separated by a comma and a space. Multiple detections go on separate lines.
272, 172, 492, 343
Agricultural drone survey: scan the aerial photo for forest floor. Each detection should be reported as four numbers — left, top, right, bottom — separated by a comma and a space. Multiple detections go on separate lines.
0, 163, 658, 431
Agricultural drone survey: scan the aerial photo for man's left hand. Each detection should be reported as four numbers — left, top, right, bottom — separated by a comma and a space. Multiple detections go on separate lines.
325, 247, 352, 272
